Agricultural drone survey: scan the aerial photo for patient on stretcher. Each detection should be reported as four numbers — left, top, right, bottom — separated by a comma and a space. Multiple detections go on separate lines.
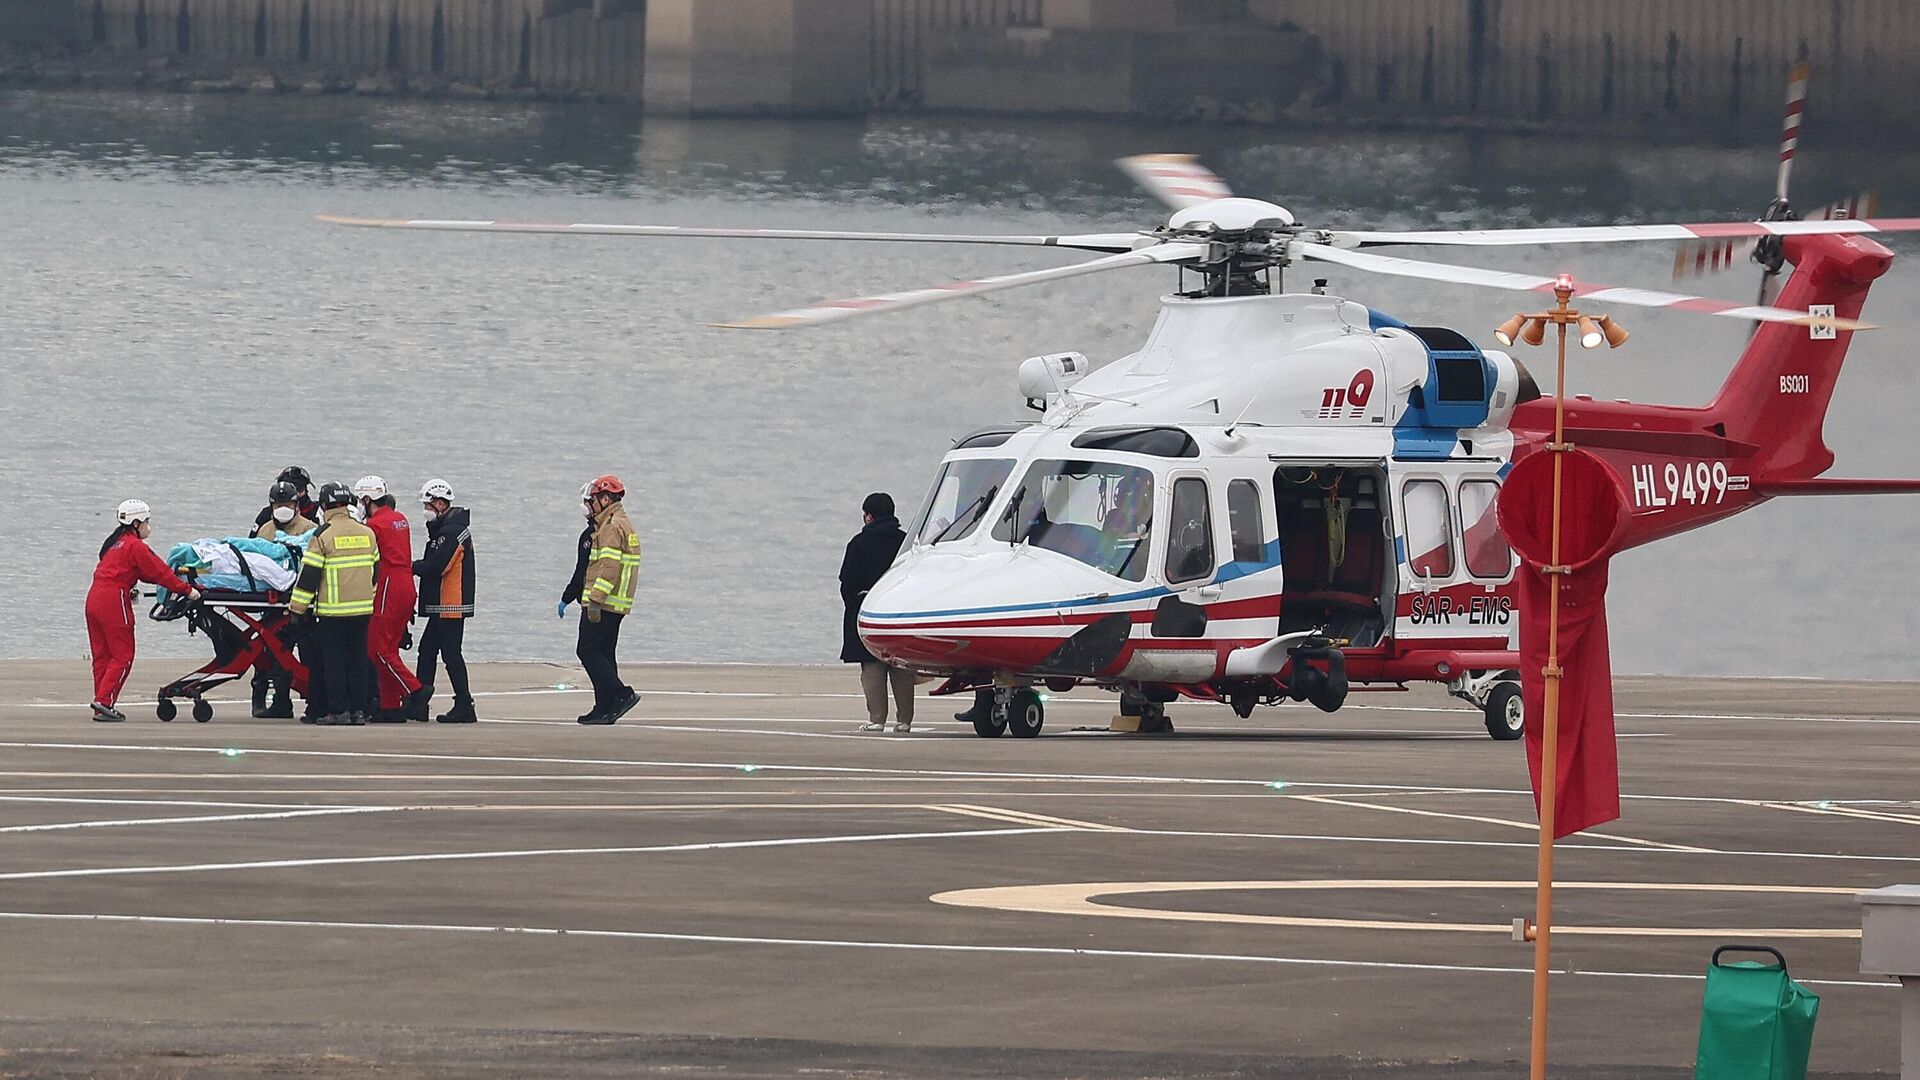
160, 531, 313, 598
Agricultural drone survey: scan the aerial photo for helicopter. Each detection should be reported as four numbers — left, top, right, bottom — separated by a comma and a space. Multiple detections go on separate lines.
321, 72, 1920, 742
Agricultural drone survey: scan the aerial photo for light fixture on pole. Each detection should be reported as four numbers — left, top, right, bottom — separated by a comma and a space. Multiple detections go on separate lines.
1494, 282, 1629, 1080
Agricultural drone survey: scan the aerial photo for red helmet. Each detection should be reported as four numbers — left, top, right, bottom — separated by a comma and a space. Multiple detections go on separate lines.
587, 474, 625, 498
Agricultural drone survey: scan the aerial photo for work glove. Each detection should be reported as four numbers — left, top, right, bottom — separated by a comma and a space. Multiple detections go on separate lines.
400, 628, 414, 651
556, 600, 569, 619
585, 606, 602, 624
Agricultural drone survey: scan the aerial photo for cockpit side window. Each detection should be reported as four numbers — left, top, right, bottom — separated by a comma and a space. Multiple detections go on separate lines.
1165, 477, 1215, 585
911, 458, 1014, 545
991, 459, 1156, 582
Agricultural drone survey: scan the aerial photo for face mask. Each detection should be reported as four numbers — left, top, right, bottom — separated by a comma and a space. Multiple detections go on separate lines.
272, 506, 296, 524
582, 501, 595, 520
423, 508, 439, 522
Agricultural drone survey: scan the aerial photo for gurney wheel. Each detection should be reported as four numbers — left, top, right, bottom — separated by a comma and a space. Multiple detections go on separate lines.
156, 698, 176, 722
191, 698, 213, 723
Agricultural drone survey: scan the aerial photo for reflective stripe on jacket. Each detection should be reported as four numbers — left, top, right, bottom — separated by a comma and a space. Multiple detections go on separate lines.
289, 508, 378, 617
582, 502, 640, 614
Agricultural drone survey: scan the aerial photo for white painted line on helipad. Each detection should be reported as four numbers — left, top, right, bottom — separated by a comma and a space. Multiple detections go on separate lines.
0, 806, 400, 834
0, 794, 376, 810
931, 879, 1867, 939
0, 825, 1067, 882
0, 910, 1891, 988
0, 740, 1828, 806
1291, 794, 1711, 852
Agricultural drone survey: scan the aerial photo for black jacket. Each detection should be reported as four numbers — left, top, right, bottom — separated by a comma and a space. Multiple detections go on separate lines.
839, 515, 905, 663
413, 506, 476, 618
561, 521, 594, 605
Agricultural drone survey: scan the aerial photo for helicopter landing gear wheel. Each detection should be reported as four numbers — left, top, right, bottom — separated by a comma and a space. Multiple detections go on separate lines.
973, 692, 1008, 738
1006, 688, 1044, 739
191, 698, 213, 723
156, 698, 176, 722
1484, 682, 1523, 741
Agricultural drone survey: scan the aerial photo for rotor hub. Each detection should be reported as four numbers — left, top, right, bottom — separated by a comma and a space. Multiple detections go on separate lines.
1167, 197, 1295, 234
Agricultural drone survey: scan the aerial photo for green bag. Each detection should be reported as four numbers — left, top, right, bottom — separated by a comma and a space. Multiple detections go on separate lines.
1695, 945, 1821, 1080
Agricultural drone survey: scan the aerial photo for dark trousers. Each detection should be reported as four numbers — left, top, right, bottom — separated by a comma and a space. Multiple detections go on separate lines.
418, 618, 470, 704
315, 616, 371, 718
576, 610, 629, 711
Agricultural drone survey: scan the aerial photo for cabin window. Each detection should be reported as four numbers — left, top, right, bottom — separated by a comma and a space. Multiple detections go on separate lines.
1165, 477, 1215, 584
954, 427, 1020, 450
911, 458, 1013, 545
1402, 479, 1455, 579
1226, 479, 1266, 564
1458, 479, 1512, 578
993, 461, 1156, 581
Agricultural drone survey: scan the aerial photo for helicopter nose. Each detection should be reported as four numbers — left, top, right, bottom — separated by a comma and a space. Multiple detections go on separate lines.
858, 548, 1084, 672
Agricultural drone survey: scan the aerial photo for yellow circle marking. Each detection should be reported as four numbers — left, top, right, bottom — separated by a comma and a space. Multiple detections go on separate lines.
929, 880, 1863, 938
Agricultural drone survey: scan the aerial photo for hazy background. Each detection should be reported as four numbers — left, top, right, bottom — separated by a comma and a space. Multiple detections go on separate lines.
4, 89, 1917, 677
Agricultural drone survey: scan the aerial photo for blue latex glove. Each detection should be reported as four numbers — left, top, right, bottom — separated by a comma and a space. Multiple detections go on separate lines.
556, 600, 569, 618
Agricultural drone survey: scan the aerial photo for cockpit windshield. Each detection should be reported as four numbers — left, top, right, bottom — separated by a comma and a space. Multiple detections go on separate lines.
911, 458, 1015, 545
991, 460, 1155, 581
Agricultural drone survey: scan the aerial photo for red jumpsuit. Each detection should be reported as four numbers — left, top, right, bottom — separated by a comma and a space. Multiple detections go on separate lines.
365, 505, 422, 710
86, 531, 194, 708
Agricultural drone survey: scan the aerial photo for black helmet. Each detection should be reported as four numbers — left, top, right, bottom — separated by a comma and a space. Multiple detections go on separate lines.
277, 466, 313, 491
269, 480, 300, 504
317, 481, 353, 509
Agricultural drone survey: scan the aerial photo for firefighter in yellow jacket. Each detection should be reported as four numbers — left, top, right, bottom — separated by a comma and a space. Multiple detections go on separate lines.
573, 474, 641, 725
289, 482, 378, 727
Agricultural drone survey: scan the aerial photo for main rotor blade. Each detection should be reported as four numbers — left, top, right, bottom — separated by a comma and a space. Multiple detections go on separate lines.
314, 215, 1145, 254
1295, 244, 1874, 331
716, 241, 1207, 330
1338, 216, 1920, 248
1777, 61, 1810, 202
1116, 154, 1235, 210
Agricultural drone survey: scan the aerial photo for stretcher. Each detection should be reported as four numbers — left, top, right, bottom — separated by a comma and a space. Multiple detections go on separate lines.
146, 572, 307, 722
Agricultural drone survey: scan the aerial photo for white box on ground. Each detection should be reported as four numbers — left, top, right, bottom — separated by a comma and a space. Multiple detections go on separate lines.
1858, 884, 1920, 1080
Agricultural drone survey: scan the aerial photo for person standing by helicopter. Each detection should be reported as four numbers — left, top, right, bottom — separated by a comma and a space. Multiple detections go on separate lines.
842, 493, 914, 733
251, 466, 319, 534
573, 475, 641, 725
354, 476, 422, 723
411, 478, 476, 723
290, 482, 376, 726
87, 500, 201, 722
248, 479, 318, 719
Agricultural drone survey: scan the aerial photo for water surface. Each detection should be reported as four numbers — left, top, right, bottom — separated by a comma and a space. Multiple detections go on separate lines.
4, 90, 1917, 678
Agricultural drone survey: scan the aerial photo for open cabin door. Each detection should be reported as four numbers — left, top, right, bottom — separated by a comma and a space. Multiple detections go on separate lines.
1273, 463, 1392, 647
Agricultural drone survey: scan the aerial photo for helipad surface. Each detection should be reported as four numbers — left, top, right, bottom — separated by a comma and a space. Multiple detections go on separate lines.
0, 660, 1910, 1077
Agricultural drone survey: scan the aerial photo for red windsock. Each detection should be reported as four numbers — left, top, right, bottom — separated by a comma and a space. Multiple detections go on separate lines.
1496, 449, 1630, 838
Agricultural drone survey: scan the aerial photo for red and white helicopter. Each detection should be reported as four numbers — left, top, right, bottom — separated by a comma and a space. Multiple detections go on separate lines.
324, 68, 1920, 740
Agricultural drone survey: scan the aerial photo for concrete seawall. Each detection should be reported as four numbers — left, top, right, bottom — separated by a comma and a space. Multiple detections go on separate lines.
4, 0, 1919, 131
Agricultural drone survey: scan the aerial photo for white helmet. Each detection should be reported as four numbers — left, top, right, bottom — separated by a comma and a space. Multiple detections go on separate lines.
352, 475, 388, 500
420, 478, 454, 504
116, 499, 152, 525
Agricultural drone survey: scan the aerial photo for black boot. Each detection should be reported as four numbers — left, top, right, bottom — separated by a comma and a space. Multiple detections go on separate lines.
259, 675, 294, 719
435, 698, 477, 724
406, 687, 432, 722
249, 672, 270, 718
953, 689, 993, 722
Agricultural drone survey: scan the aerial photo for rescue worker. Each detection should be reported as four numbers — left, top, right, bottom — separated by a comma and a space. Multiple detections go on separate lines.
574, 475, 641, 725
248, 479, 318, 718
252, 466, 319, 533
558, 482, 594, 619
253, 480, 317, 541
410, 478, 476, 723
289, 482, 376, 726
355, 476, 421, 723
87, 500, 201, 722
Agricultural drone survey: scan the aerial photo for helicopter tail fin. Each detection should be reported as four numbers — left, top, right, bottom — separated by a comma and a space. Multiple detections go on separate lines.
1703, 232, 1892, 481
